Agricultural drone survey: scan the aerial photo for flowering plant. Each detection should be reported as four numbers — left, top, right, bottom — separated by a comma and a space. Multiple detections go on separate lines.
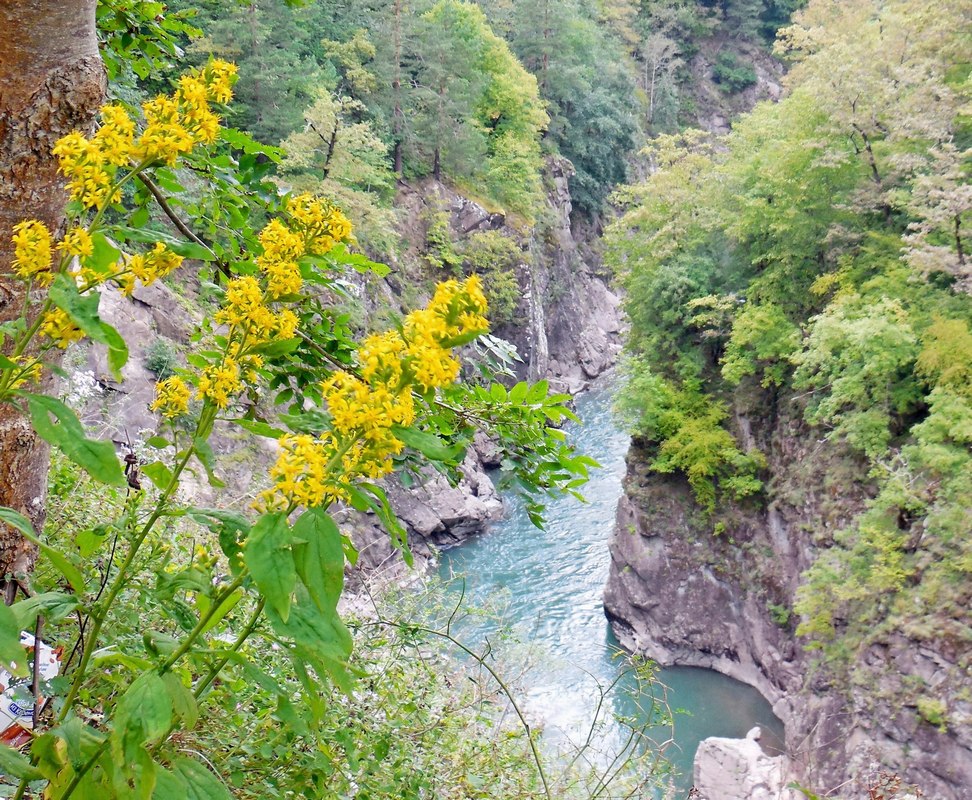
0, 61, 593, 798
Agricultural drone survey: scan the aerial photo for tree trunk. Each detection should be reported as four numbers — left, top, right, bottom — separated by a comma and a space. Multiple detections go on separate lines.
0, 0, 105, 589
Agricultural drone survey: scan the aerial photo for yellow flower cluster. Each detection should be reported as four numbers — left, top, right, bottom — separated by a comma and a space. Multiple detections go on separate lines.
58, 227, 94, 259
402, 276, 489, 393
52, 131, 119, 209
259, 277, 489, 510
11, 220, 53, 286
262, 434, 351, 508
119, 243, 184, 295
150, 376, 191, 418
40, 309, 84, 349
52, 60, 237, 208
93, 104, 136, 167
197, 359, 243, 409
4, 357, 42, 390
287, 193, 353, 256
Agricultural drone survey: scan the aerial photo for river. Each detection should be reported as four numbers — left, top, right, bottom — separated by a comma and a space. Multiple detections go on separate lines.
438, 382, 785, 795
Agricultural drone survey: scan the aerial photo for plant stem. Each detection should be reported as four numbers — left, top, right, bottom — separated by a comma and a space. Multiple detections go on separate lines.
57, 412, 207, 722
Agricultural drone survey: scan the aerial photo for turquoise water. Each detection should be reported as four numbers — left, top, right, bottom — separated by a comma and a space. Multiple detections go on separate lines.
438, 383, 785, 794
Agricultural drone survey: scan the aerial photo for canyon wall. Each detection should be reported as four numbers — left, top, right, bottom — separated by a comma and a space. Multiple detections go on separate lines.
603, 396, 972, 799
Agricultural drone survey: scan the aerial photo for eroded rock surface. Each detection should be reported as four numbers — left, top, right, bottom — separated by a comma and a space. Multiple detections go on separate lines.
604, 401, 972, 799
694, 727, 800, 800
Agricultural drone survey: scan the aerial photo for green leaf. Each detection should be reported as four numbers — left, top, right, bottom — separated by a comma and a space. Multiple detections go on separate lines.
109, 226, 214, 261
244, 513, 296, 623
265, 592, 353, 693
390, 425, 465, 463
171, 756, 234, 800
153, 767, 189, 800
526, 379, 550, 403
22, 393, 125, 486
292, 509, 344, 615
438, 328, 486, 349
0, 744, 43, 780
0, 603, 27, 677
0, 507, 85, 592
233, 418, 284, 439
12, 592, 79, 630
48, 274, 128, 378
193, 437, 224, 488
112, 672, 172, 760
199, 589, 243, 635
162, 672, 198, 728
358, 483, 412, 567
141, 461, 174, 491
87, 232, 122, 273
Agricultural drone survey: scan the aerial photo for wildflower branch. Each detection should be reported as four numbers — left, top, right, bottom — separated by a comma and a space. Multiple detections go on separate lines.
136, 172, 231, 278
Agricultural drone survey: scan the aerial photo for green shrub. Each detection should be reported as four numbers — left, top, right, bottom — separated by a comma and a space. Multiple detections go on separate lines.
144, 337, 180, 379
712, 52, 757, 93
917, 696, 947, 729
462, 230, 524, 327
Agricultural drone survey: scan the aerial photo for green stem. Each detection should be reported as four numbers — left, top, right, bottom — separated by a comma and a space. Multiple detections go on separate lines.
158, 573, 247, 675
193, 597, 265, 700
57, 406, 210, 722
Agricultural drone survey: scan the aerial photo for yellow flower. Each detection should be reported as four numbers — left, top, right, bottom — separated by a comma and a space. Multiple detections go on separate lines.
137, 95, 195, 165
40, 309, 84, 348
151, 376, 191, 418
93, 104, 135, 166
259, 219, 305, 263
197, 359, 242, 408
4, 357, 42, 389
286, 193, 352, 255
11, 220, 53, 285
214, 276, 266, 328
262, 259, 302, 298
205, 60, 238, 104
58, 227, 94, 259
274, 309, 299, 341
127, 243, 184, 287
52, 131, 117, 209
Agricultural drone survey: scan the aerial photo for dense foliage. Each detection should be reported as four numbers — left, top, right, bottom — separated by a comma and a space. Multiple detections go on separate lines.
607, 0, 971, 698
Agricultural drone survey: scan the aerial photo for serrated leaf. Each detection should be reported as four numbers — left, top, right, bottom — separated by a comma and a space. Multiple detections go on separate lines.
0, 507, 85, 592
22, 393, 125, 486
244, 513, 295, 623
292, 509, 344, 615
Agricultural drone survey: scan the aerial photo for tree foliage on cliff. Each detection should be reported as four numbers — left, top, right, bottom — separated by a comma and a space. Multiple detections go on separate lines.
607, 0, 972, 677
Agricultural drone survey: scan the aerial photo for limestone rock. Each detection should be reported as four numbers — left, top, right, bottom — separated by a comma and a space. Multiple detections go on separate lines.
693, 728, 800, 800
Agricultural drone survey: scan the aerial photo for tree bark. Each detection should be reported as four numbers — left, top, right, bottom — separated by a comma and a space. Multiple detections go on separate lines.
0, 0, 105, 587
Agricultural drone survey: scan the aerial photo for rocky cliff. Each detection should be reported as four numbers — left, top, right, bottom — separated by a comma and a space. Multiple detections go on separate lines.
604, 396, 972, 798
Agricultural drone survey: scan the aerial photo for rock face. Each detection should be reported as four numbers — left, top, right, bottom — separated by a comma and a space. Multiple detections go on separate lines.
694, 727, 800, 800
341, 453, 504, 588
604, 398, 972, 799
391, 157, 623, 395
